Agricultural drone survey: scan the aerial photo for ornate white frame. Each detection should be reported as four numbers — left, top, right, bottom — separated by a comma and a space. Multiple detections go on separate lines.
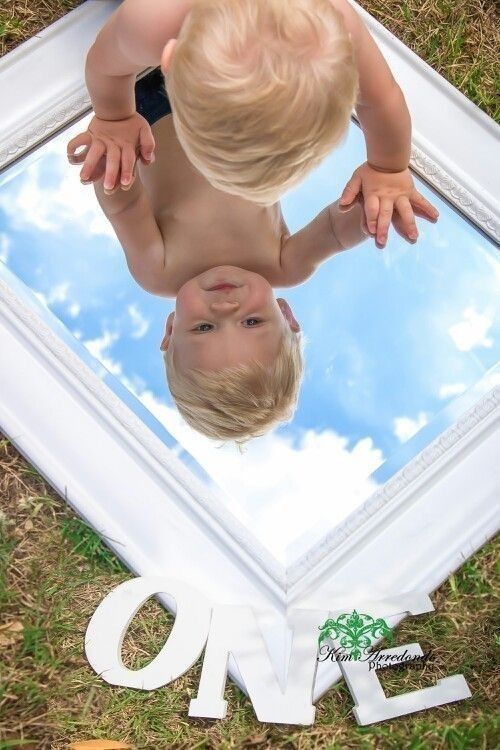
0, 0, 499, 710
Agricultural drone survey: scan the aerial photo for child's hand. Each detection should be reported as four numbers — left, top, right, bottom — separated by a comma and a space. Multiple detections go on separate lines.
339, 162, 439, 248
67, 141, 140, 195
66, 113, 155, 193
341, 186, 440, 250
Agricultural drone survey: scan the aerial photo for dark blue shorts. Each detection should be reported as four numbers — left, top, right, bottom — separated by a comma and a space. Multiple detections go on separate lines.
135, 68, 172, 127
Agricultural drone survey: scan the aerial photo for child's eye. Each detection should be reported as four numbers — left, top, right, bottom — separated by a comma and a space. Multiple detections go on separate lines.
244, 318, 262, 327
195, 323, 214, 332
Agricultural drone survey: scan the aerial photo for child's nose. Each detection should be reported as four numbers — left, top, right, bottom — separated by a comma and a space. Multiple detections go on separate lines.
209, 300, 240, 314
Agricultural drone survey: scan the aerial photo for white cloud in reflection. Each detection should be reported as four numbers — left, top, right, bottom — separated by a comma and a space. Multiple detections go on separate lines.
438, 383, 467, 399
448, 306, 493, 352
83, 330, 122, 376
47, 281, 70, 304
33, 281, 71, 311
134, 387, 384, 562
68, 302, 81, 318
393, 412, 428, 442
0, 233, 10, 263
0, 155, 115, 240
127, 304, 150, 339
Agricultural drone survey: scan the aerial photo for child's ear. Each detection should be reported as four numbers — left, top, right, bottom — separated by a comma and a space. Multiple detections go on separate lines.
160, 311, 175, 351
161, 39, 177, 74
277, 298, 300, 332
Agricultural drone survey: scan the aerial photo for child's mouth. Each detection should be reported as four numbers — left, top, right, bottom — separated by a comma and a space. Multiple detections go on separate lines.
207, 283, 239, 291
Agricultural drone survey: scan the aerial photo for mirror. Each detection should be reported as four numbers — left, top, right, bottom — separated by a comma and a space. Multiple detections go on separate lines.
0, 112, 498, 565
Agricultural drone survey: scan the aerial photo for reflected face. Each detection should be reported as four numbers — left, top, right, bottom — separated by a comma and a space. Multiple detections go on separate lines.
160, 266, 300, 371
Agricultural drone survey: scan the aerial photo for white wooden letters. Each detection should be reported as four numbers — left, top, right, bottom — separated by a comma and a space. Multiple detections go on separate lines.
85, 576, 471, 726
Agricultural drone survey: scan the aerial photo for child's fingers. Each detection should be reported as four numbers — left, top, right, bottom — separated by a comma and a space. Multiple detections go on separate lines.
120, 143, 137, 188
364, 194, 380, 236
68, 139, 90, 165
89, 154, 107, 184
138, 152, 155, 167
139, 125, 156, 163
120, 160, 137, 190
410, 190, 439, 221
411, 204, 436, 219
395, 196, 418, 241
67, 132, 92, 163
376, 198, 394, 248
103, 143, 121, 192
339, 174, 362, 206
359, 204, 370, 236
106, 182, 122, 196
391, 216, 411, 242
70, 147, 90, 165
127, 171, 137, 190
80, 139, 106, 183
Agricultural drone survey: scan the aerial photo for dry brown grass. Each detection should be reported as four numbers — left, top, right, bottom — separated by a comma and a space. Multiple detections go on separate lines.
0, 0, 83, 56
356, 0, 500, 121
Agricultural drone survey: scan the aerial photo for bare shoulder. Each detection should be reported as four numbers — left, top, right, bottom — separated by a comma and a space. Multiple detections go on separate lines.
111, 0, 194, 67
275, 267, 312, 288
273, 235, 313, 288
261, 206, 308, 287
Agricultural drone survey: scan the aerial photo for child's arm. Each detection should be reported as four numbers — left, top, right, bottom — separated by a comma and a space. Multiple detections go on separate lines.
69, 0, 191, 188
278, 199, 370, 286
328, 0, 439, 247
330, 0, 410, 172
85, 0, 190, 119
93, 174, 169, 296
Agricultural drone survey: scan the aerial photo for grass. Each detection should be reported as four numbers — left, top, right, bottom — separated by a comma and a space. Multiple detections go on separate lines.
0, 0, 499, 747
355, 0, 500, 122
0, 436, 499, 749
0, 0, 83, 56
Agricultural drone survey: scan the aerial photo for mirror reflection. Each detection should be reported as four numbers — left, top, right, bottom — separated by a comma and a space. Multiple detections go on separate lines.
70, 69, 376, 446
0, 107, 498, 563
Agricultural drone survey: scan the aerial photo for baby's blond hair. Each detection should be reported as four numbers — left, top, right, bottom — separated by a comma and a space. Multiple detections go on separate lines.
164, 328, 304, 443
166, 0, 359, 205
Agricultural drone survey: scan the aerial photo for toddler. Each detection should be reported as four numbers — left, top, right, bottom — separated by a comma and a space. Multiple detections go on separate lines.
68, 0, 438, 442
71, 71, 373, 441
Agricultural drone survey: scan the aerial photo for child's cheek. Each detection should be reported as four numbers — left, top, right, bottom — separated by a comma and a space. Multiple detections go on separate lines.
176, 286, 207, 323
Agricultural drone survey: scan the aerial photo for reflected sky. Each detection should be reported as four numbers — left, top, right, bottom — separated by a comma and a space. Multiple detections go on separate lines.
0, 114, 499, 564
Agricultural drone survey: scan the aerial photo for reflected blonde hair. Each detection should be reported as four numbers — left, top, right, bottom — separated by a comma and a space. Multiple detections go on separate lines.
166, 0, 359, 205
164, 328, 304, 443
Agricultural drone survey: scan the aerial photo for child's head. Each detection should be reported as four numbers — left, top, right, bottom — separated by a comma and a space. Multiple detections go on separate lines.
163, 0, 358, 205
160, 266, 304, 442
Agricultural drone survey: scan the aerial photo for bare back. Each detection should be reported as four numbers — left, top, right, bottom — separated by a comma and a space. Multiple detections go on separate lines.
138, 114, 288, 294
93, 115, 369, 298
